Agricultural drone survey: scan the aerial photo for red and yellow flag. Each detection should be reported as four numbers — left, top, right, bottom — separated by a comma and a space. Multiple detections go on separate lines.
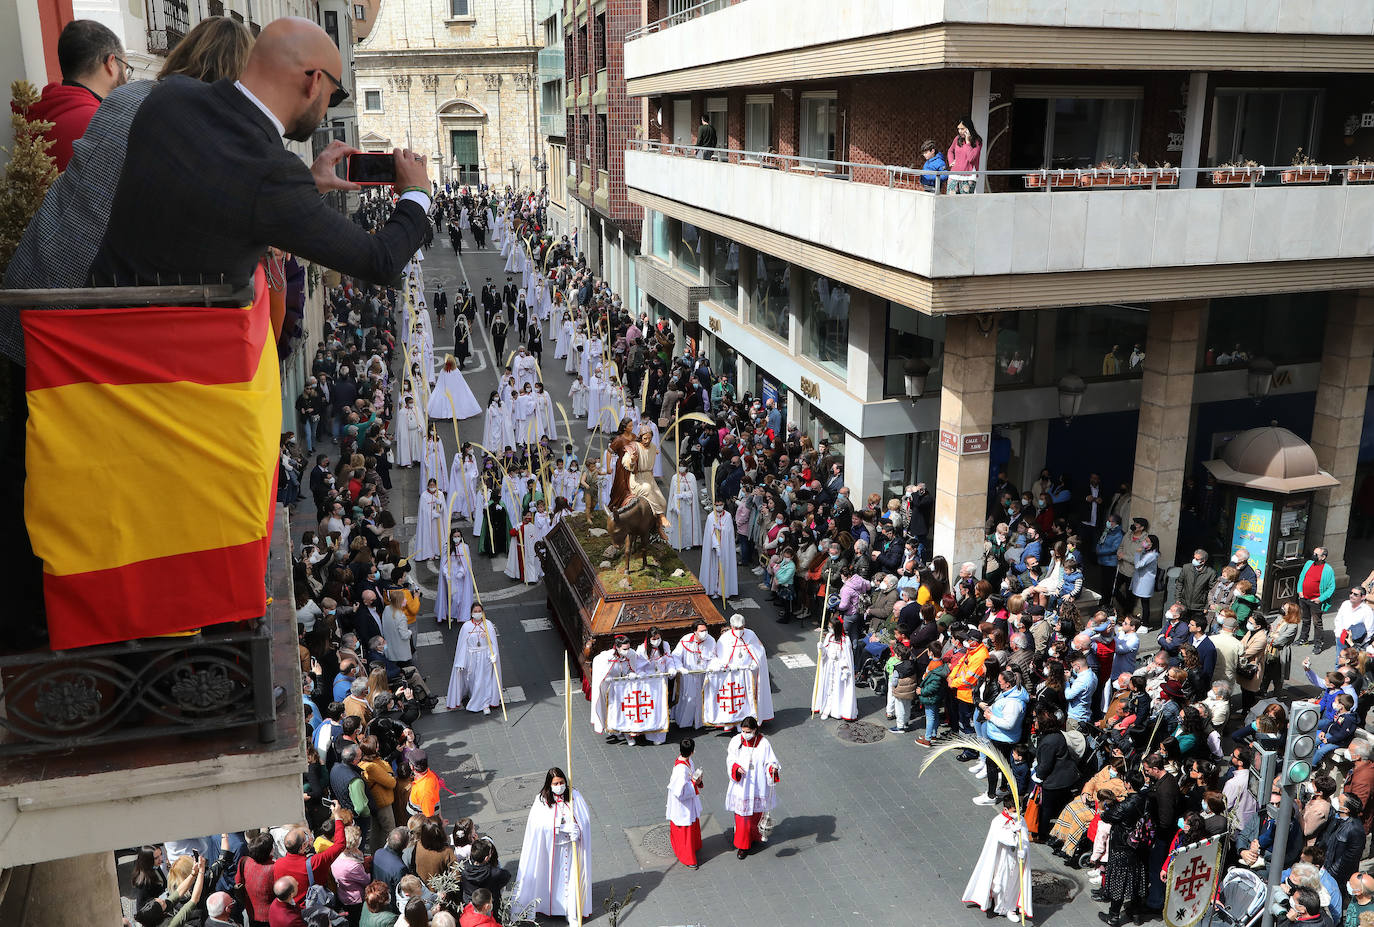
22, 269, 281, 650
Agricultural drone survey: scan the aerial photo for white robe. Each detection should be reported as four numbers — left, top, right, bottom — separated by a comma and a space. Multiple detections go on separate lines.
394, 405, 425, 467
513, 392, 537, 445
962, 811, 1033, 920
513, 792, 592, 919
533, 391, 558, 440
599, 382, 624, 433
634, 644, 678, 744
666, 472, 701, 549
447, 457, 481, 521
513, 353, 539, 392
566, 332, 585, 375
555, 319, 574, 358
483, 401, 516, 452
812, 634, 859, 721
412, 488, 446, 561
712, 627, 774, 721
436, 541, 475, 626
671, 632, 718, 729
666, 757, 702, 826
445, 616, 502, 712
724, 733, 780, 816
586, 370, 610, 430
551, 469, 578, 507
427, 366, 482, 420
504, 519, 542, 583
699, 512, 739, 597
420, 437, 448, 492
589, 648, 647, 733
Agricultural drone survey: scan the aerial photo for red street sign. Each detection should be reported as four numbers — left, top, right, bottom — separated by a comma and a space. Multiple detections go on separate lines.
940, 430, 990, 455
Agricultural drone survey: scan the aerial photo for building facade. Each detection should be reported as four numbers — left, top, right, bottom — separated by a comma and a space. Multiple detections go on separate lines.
536, 0, 569, 236
355, 0, 540, 190
624, 0, 1374, 582
562, 0, 645, 305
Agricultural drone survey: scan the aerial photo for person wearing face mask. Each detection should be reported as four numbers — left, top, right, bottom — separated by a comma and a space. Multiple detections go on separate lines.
701, 499, 739, 599
590, 635, 648, 744
672, 621, 718, 729
725, 717, 781, 860
436, 530, 475, 629
664, 463, 701, 551
627, 628, 679, 745
1174, 549, 1217, 626
446, 606, 502, 715
1130, 534, 1161, 627
513, 767, 592, 919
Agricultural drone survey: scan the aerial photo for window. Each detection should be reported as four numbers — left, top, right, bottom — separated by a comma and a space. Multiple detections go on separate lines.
650, 211, 674, 262
594, 13, 607, 72
543, 14, 559, 47
709, 236, 739, 311
596, 114, 608, 172
1204, 292, 1328, 367
675, 222, 704, 276
1052, 305, 1149, 380
363, 89, 382, 112
883, 303, 945, 398
705, 96, 727, 147
1209, 89, 1322, 166
994, 312, 1037, 386
1009, 86, 1142, 170
323, 10, 339, 47
799, 271, 849, 376
578, 25, 588, 76
745, 95, 772, 153
449, 0, 471, 17
579, 115, 590, 165
800, 93, 837, 163
751, 252, 791, 343
354, 4, 365, 19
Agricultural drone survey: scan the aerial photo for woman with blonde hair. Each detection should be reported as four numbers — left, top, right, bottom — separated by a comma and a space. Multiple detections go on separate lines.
331, 824, 371, 922
1263, 602, 1303, 698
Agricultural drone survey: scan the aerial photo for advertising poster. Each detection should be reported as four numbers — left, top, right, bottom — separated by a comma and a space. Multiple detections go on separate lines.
1231, 497, 1273, 598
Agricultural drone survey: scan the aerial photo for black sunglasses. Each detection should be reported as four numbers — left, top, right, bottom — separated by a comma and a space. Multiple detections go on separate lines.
309, 68, 349, 108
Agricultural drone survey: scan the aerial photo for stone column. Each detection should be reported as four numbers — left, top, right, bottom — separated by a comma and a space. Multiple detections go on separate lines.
1308, 289, 1374, 586
0, 853, 121, 923
1131, 299, 1205, 570
934, 314, 998, 571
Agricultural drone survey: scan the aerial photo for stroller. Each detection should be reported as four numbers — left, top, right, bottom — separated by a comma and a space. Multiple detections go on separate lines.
857, 654, 889, 696
1204, 868, 1267, 927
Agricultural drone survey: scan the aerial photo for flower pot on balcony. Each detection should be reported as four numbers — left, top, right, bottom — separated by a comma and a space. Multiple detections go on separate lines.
1280, 166, 1330, 184
1023, 172, 1047, 189
1348, 166, 1374, 183
1152, 168, 1180, 186
1212, 167, 1264, 185
1086, 169, 1134, 188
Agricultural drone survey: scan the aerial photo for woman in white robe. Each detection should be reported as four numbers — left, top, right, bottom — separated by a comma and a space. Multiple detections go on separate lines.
671, 622, 718, 729
435, 532, 474, 627
393, 397, 426, 467
426, 356, 482, 420
513, 386, 537, 446
420, 429, 448, 492
599, 379, 624, 433
411, 479, 446, 562
569, 375, 587, 418
700, 502, 740, 598
482, 393, 516, 453
666, 466, 701, 550
554, 311, 573, 359
581, 336, 603, 382
812, 619, 859, 721
513, 347, 538, 392
448, 452, 480, 522
513, 770, 592, 919
566, 330, 585, 375
962, 807, 1033, 922
532, 385, 558, 441
633, 631, 678, 745
585, 365, 609, 431
445, 606, 502, 713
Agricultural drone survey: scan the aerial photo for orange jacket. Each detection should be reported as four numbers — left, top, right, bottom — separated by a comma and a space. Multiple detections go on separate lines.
949, 642, 989, 703
407, 768, 441, 816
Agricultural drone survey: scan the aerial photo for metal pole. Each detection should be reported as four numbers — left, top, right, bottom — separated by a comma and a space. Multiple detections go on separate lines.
1260, 787, 1297, 927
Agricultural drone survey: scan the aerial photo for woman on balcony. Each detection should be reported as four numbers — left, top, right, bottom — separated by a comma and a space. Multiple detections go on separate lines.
947, 118, 983, 194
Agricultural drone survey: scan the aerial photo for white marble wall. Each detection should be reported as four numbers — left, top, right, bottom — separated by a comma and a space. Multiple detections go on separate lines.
625, 0, 1374, 81
626, 149, 1374, 280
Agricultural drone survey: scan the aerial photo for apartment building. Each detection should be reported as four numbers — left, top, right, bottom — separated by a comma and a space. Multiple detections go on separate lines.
562, 0, 646, 302
537, 0, 570, 236
623, 0, 1374, 583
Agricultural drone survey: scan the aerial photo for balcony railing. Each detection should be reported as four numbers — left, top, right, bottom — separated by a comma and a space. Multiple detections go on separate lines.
539, 46, 564, 78
629, 138, 1374, 192
540, 113, 566, 136
627, 0, 737, 40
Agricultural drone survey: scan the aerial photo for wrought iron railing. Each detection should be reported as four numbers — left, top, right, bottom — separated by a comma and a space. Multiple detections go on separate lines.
145, 27, 185, 55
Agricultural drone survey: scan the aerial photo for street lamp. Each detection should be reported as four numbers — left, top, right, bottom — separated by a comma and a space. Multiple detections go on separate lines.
1247, 355, 1275, 404
532, 153, 549, 192
1057, 372, 1086, 423
902, 357, 931, 401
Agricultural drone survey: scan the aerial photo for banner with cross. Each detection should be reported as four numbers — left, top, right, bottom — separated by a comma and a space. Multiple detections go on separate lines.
605, 675, 670, 734
1163, 834, 1224, 927
702, 667, 758, 727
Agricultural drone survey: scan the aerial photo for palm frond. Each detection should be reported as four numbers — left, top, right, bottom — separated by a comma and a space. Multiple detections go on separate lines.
917, 734, 1022, 815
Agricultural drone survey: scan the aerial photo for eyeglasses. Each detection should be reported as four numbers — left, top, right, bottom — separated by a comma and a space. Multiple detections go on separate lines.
309, 68, 350, 108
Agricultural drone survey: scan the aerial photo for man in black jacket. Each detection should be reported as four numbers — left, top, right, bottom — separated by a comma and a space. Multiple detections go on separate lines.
1322, 793, 1366, 895
88, 18, 429, 289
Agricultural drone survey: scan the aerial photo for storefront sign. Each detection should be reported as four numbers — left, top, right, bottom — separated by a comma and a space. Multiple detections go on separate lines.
799, 376, 821, 401
1231, 496, 1273, 598
940, 429, 991, 455
707, 315, 721, 333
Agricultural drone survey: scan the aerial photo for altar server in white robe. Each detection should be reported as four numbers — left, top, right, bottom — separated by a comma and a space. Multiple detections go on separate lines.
412, 478, 446, 562
554, 311, 574, 359
513, 384, 537, 446
712, 614, 774, 723
632, 629, 678, 745
445, 604, 503, 713
504, 511, 542, 584
426, 354, 482, 420
566, 331, 586, 375
700, 500, 739, 598
666, 739, 704, 868
583, 336, 604, 382
420, 427, 448, 493
513, 345, 539, 392
448, 450, 480, 521
725, 718, 780, 859
394, 395, 425, 467
812, 618, 859, 721
436, 530, 475, 628
533, 382, 558, 440
482, 392, 516, 453
586, 364, 610, 431
550, 458, 578, 507
589, 636, 647, 743
569, 374, 588, 419
666, 465, 701, 550
513, 768, 592, 920
962, 802, 1032, 923
671, 621, 717, 729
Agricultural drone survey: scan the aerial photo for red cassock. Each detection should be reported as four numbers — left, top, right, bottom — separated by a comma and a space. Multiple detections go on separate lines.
671, 820, 702, 866
733, 811, 763, 851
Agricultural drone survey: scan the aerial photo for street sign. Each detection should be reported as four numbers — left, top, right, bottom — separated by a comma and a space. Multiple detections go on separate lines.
940, 429, 991, 455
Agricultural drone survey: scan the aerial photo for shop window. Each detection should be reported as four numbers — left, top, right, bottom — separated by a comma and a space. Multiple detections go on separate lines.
1203, 292, 1328, 368
1053, 304, 1149, 380
799, 270, 849, 377
751, 252, 791, 343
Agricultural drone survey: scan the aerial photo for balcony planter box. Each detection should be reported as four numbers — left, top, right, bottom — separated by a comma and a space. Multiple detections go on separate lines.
1280, 166, 1330, 184
1085, 169, 1135, 188
1133, 167, 1179, 186
1348, 166, 1374, 183
1024, 169, 1081, 189
1212, 167, 1264, 185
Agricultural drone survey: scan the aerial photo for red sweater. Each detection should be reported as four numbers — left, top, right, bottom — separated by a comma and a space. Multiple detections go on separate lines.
268, 899, 308, 927
272, 819, 346, 904
460, 905, 500, 927
24, 82, 101, 171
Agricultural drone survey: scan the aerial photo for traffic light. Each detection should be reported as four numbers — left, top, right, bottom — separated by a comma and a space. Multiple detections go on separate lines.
1248, 745, 1277, 804
1283, 700, 1322, 785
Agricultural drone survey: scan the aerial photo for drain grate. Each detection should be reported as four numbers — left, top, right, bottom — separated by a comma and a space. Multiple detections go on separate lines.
834, 720, 887, 744
639, 823, 676, 859
491, 773, 546, 813
1031, 872, 1077, 905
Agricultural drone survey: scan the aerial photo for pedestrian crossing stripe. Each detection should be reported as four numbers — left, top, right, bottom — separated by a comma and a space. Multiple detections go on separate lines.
415, 631, 445, 648
779, 654, 816, 668
521, 617, 553, 632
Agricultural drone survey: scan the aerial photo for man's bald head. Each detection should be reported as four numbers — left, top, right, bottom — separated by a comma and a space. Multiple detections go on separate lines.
239, 17, 341, 141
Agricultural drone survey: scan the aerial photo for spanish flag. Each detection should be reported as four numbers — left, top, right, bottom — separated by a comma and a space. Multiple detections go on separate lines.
22, 268, 281, 650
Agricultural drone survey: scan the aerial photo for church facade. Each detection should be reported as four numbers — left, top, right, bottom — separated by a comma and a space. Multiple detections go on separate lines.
355, 0, 540, 190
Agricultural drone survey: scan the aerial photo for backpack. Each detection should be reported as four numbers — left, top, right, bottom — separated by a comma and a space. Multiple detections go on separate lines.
1126, 810, 1156, 850
302, 858, 347, 927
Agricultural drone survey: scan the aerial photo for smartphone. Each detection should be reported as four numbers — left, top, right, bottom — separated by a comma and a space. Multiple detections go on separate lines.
347, 153, 397, 186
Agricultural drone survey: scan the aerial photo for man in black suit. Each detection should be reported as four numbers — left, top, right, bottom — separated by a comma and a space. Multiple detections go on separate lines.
503, 278, 518, 316
87, 17, 430, 289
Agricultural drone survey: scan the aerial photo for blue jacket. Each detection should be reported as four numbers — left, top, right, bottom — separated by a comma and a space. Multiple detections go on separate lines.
1065, 668, 1097, 722
1299, 560, 1337, 608
1014, 539, 1042, 574
986, 686, 1030, 743
1095, 524, 1124, 568
920, 151, 947, 190
1158, 616, 1190, 654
